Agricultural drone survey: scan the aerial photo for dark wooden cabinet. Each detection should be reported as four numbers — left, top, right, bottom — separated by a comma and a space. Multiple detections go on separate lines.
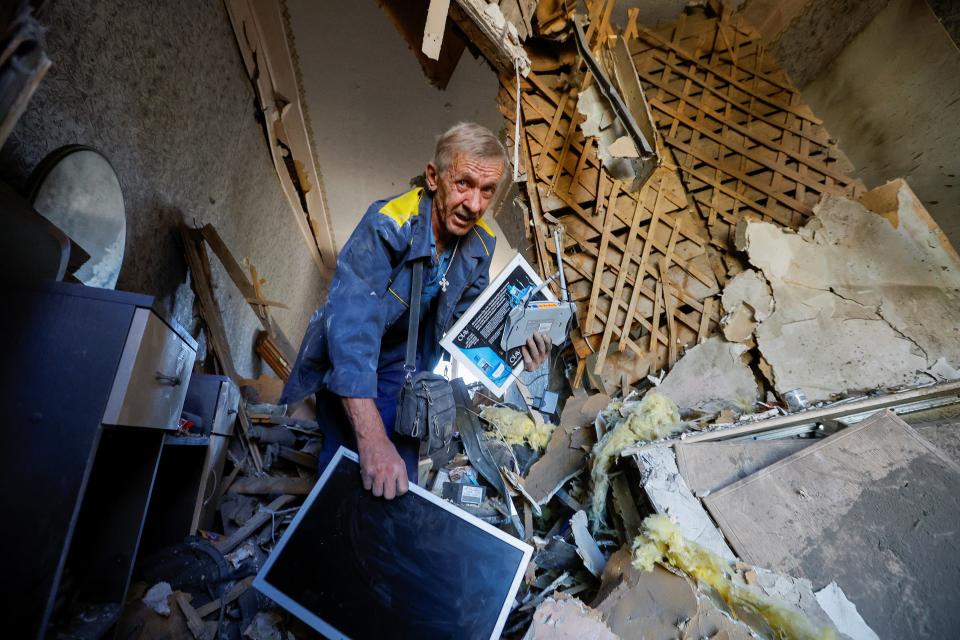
0, 282, 197, 639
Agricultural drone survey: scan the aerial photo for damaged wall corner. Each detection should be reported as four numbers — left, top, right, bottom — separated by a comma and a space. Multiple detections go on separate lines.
735, 179, 960, 402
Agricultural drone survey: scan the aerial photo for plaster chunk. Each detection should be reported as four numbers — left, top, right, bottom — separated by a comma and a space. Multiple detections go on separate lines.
657, 336, 760, 414
740, 180, 960, 401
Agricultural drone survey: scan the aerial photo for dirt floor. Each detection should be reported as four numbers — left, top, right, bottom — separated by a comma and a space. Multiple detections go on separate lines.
0, 0, 328, 375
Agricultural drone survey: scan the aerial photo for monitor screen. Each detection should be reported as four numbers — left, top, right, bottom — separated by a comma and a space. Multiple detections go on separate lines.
254, 447, 532, 639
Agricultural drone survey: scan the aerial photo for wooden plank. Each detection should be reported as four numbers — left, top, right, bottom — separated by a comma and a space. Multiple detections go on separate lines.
174, 593, 210, 640
593, 193, 646, 376
536, 90, 571, 176
279, 445, 319, 470
546, 107, 581, 196
658, 219, 681, 365
619, 188, 662, 351
377, 0, 467, 89
648, 280, 663, 353
449, 0, 530, 75
244, 296, 289, 309
180, 227, 237, 380
521, 124, 554, 280
198, 224, 296, 363
703, 411, 960, 638
584, 179, 620, 335
214, 494, 296, 554
237, 405, 264, 474
622, 7, 640, 42
227, 476, 316, 495
195, 576, 255, 619
697, 296, 713, 344
421, 0, 451, 60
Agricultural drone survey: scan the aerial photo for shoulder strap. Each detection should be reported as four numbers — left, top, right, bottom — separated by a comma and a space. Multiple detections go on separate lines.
404, 260, 424, 379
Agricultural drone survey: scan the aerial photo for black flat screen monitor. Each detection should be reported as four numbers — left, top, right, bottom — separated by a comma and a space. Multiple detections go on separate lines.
254, 447, 532, 639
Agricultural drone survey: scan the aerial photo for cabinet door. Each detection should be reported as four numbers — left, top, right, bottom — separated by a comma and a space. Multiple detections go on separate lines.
103, 308, 197, 428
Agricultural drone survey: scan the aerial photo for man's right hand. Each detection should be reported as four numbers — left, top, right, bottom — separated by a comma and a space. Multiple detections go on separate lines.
357, 433, 409, 500
341, 397, 409, 500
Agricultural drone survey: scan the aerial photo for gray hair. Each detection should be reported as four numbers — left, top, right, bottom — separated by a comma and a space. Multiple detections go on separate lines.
433, 122, 509, 180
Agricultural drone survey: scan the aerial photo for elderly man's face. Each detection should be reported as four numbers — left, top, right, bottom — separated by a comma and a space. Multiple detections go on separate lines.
426, 153, 504, 237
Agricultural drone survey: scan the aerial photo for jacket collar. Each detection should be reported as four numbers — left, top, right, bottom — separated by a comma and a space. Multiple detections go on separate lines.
406, 188, 435, 261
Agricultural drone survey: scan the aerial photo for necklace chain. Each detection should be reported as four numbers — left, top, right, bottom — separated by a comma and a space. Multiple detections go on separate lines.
438, 237, 460, 292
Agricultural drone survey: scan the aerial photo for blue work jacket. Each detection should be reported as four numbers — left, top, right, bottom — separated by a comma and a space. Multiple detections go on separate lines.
281, 187, 496, 404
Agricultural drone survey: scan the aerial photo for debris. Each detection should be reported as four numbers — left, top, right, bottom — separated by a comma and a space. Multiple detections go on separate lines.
590, 391, 681, 523
572, 20, 656, 190
142, 581, 173, 616
518, 571, 572, 611
593, 546, 755, 640
522, 594, 618, 640
441, 481, 486, 507
534, 536, 582, 573
675, 440, 812, 495
704, 410, 960, 637
815, 582, 880, 640
523, 394, 607, 504
783, 388, 809, 412
721, 268, 775, 325
608, 474, 643, 541
480, 405, 555, 450
174, 592, 211, 640
227, 476, 316, 495
656, 336, 760, 415
214, 494, 296, 554
570, 510, 606, 577
224, 540, 256, 570
738, 181, 960, 401
243, 611, 284, 640
634, 446, 735, 560
448, 0, 531, 75
194, 576, 255, 618
223, 0, 335, 269
631, 514, 835, 639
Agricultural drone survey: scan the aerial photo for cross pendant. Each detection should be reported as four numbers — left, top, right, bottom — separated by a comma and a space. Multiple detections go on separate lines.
440, 277, 449, 292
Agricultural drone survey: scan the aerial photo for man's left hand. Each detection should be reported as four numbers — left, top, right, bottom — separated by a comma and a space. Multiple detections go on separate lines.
522, 332, 552, 372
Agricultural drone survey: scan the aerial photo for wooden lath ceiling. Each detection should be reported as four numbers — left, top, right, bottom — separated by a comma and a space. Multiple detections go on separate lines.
497, 2, 861, 391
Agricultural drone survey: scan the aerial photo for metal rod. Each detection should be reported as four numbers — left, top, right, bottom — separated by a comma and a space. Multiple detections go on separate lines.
553, 225, 569, 302
681, 380, 960, 443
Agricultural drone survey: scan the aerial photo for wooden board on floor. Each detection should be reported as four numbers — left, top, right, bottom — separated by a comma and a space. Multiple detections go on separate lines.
703, 410, 960, 638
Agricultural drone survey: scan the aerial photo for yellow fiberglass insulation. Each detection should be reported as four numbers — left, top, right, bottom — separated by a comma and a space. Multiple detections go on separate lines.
480, 406, 555, 451
632, 514, 835, 640
590, 391, 681, 523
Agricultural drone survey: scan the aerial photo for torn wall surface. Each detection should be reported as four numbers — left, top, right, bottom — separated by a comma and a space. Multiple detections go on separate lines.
737, 179, 960, 401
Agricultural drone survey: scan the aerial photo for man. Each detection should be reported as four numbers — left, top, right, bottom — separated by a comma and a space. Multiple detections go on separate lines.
282, 122, 551, 500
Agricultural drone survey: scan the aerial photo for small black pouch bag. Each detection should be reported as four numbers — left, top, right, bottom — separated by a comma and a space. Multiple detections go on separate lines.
394, 260, 456, 454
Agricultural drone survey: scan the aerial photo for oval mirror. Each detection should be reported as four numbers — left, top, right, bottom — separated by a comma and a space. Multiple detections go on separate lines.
29, 145, 126, 289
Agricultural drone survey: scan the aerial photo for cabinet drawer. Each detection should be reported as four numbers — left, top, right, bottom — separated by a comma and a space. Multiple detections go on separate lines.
103, 308, 197, 428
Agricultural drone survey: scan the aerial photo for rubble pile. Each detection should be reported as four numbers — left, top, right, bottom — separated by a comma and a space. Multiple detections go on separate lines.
119, 3, 960, 638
